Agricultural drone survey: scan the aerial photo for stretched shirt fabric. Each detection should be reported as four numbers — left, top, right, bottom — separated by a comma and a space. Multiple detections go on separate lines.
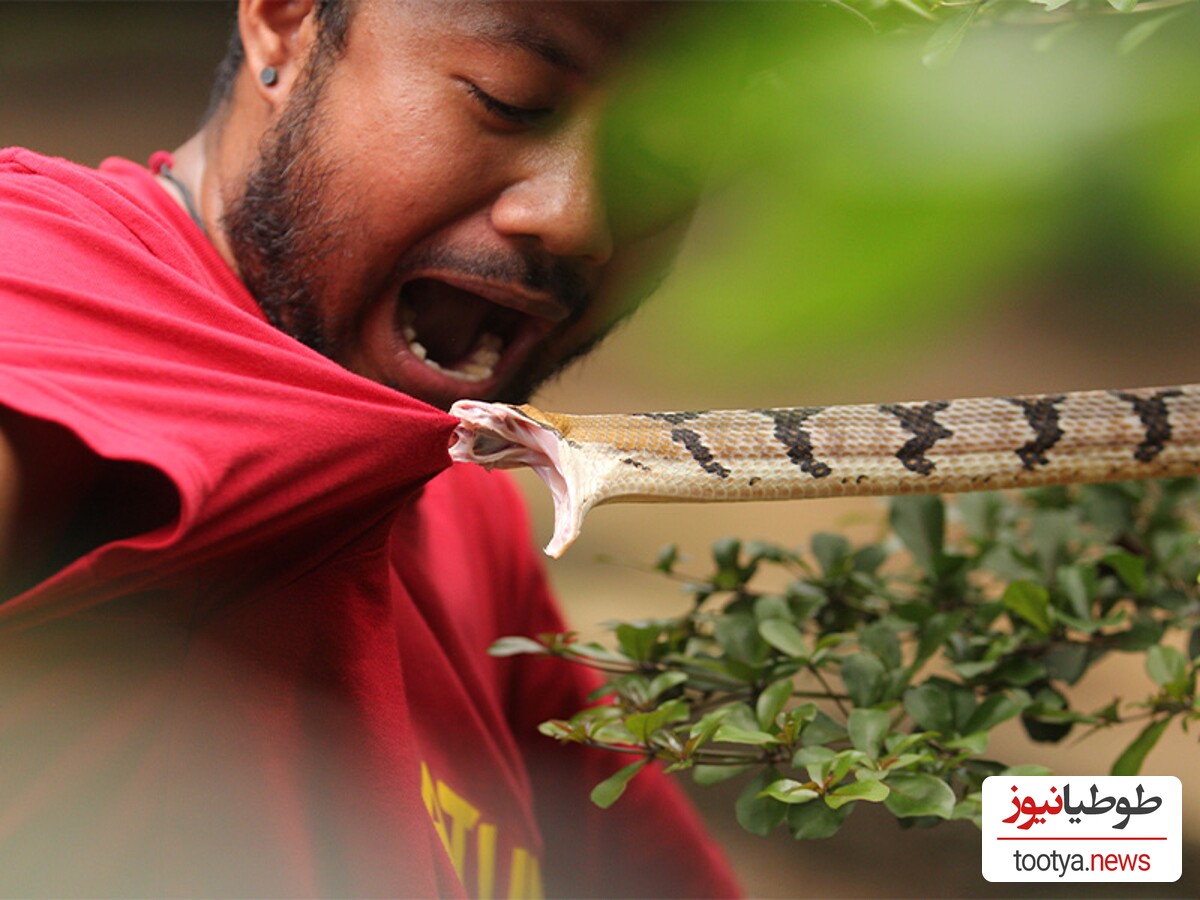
0, 148, 740, 898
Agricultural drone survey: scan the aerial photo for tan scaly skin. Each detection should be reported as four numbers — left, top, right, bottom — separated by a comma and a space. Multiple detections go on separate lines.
449, 383, 1200, 557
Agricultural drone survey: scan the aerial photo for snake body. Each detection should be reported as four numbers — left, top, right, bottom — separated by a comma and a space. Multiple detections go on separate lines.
449, 384, 1200, 557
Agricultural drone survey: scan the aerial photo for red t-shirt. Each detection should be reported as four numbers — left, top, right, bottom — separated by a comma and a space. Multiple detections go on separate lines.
0, 148, 740, 898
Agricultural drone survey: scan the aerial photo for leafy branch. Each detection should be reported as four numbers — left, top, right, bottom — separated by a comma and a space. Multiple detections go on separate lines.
492, 479, 1200, 840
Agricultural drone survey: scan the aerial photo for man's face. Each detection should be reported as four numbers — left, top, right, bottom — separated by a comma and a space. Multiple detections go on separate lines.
224, 0, 686, 409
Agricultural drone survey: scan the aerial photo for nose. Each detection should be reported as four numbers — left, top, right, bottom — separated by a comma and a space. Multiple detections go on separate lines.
490, 123, 614, 266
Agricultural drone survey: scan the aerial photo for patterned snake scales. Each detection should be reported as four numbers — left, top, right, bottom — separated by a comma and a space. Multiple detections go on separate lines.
448, 384, 1200, 557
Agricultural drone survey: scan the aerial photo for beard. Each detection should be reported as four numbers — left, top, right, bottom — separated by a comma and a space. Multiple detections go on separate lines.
220, 50, 626, 406
222, 51, 343, 359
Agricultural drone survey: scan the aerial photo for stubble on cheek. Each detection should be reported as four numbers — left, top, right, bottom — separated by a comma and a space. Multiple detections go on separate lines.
221, 53, 357, 361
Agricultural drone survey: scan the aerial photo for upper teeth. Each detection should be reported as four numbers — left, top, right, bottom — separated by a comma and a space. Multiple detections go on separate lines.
400, 307, 505, 383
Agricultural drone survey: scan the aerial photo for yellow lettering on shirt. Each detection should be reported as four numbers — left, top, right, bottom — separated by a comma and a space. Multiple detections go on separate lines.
421, 761, 543, 899
507, 846, 544, 899
437, 779, 481, 881
477, 822, 497, 900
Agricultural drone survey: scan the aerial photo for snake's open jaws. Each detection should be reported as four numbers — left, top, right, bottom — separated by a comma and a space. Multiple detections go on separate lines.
449, 400, 592, 557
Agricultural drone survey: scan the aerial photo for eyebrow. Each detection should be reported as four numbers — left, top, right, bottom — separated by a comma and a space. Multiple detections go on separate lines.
468, 21, 586, 75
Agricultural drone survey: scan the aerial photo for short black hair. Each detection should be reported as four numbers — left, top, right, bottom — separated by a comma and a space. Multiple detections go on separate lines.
203, 0, 357, 122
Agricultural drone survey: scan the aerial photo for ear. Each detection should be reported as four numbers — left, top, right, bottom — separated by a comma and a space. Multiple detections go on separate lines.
238, 0, 320, 103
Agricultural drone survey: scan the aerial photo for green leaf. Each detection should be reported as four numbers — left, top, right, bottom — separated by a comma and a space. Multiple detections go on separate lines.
1058, 564, 1096, 621
759, 778, 820, 805
853, 544, 887, 575
951, 794, 983, 826
890, 495, 945, 569
758, 618, 809, 659
1115, 615, 1165, 651
1043, 643, 1090, 684
488, 636, 548, 657
801, 711, 847, 746
1003, 581, 1053, 634
615, 622, 664, 662
626, 699, 689, 743
885, 773, 956, 819
915, 611, 964, 665
713, 723, 780, 746
992, 656, 1048, 687
754, 593, 791, 622
921, 6, 979, 69
942, 731, 988, 754
712, 537, 743, 585
1002, 764, 1054, 777
736, 771, 789, 836
848, 708, 890, 758
1112, 718, 1171, 776
714, 612, 769, 664
568, 642, 631, 665
903, 683, 954, 734
860, 622, 902, 669
1029, 510, 1076, 576
812, 532, 851, 576
756, 678, 795, 730
963, 692, 1028, 734
827, 778, 889, 809
693, 763, 755, 786
826, 749, 867, 788
788, 797, 852, 839
538, 719, 579, 741
1146, 644, 1186, 686
1107, 0, 1138, 12
951, 659, 998, 680
1102, 550, 1147, 596
842, 652, 886, 707
590, 758, 649, 809
1146, 645, 1190, 696
1022, 685, 1074, 743
654, 544, 680, 574
648, 670, 688, 699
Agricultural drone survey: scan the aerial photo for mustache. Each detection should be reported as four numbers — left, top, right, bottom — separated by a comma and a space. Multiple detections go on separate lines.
393, 245, 594, 321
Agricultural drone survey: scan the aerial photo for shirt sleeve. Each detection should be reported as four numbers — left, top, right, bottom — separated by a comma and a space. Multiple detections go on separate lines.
0, 152, 455, 626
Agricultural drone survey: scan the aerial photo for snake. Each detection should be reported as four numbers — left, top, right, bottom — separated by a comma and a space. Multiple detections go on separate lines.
448, 384, 1200, 557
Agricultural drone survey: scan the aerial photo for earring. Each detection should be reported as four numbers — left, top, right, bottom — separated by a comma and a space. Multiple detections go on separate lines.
260, 66, 279, 87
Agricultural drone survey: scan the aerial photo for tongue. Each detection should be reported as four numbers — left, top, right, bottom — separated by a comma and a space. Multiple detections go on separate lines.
402, 279, 491, 365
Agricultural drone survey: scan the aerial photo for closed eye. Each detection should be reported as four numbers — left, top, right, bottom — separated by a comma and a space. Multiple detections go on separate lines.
466, 83, 554, 128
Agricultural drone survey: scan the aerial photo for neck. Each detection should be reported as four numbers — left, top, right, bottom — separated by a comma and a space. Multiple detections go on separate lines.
163, 127, 240, 276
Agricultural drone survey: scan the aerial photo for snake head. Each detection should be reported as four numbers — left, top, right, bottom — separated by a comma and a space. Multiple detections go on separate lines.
448, 400, 584, 557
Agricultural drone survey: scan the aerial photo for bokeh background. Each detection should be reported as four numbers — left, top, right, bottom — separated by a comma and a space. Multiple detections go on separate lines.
4, 1, 1199, 895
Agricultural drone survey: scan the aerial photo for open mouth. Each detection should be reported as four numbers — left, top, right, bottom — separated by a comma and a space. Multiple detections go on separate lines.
395, 278, 527, 383
389, 275, 572, 393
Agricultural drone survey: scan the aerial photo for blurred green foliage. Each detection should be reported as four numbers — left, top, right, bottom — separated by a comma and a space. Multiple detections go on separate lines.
603, 1, 1200, 380
495, 479, 1200, 839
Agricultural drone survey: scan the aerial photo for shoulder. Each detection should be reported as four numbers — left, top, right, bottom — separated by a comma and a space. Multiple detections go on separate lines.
1, 148, 152, 235
0, 148, 246, 307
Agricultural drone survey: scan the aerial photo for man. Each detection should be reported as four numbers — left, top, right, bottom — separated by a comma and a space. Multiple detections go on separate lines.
0, 0, 740, 896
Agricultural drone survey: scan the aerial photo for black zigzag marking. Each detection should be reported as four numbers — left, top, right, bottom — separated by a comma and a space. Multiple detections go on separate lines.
881, 401, 954, 476
757, 408, 831, 479
1007, 395, 1066, 470
670, 427, 730, 479
632, 412, 728, 478
1114, 389, 1183, 463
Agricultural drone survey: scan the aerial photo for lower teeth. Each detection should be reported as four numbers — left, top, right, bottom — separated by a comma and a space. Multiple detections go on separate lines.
399, 308, 506, 382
